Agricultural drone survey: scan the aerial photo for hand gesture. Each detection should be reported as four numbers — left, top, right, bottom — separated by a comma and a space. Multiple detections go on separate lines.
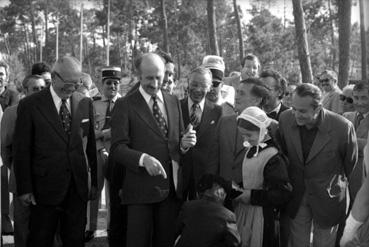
181, 124, 197, 149
143, 155, 167, 179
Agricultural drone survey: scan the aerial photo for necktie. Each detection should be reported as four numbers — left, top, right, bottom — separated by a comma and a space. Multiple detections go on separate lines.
190, 103, 201, 128
152, 96, 168, 137
60, 99, 72, 135
356, 113, 364, 130
102, 100, 111, 130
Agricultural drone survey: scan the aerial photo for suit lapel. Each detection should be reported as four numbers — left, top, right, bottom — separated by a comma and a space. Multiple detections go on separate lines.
36, 89, 68, 143
181, 98, 190, 128
196, 100, 212, 139
70, 93, 82, 141
131, 91, 164, 138
163, 93, 176, 140
306, 114, 331, 164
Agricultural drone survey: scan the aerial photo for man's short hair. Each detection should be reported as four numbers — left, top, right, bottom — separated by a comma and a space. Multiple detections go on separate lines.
31, 62, 51, 75
240, 77, 271, 107
0, 61, 9, 76
21, 74, 44, 89
241, 53, 260, 68
294, 83, 322, 109
259, 69, 287, 99
197, 174, 230, 195
353, 81, 369, 94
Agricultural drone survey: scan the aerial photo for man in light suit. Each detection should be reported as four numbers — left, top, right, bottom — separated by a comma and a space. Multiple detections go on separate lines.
343, 81, 369, 198
110, 53, 196, 247
180, 67, 222, 200
278, 83, 357, 247
13, 56, 97, 247
1, 75, 46, 247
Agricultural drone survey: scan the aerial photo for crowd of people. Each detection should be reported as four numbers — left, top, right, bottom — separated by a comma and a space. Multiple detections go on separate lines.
0, 50, 368, 247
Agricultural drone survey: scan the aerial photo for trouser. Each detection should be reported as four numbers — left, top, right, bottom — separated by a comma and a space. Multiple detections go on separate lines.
288, 194, 338, 247
1, 166, 13, 233
27, 182, 87, 247
86, 151, 109, 232
13, 196, 30, 247
125, 194, 181, 247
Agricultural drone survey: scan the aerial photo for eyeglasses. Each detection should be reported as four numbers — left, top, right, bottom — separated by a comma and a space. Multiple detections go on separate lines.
212, 81, 222, 88
53, 72, 81, 89
319, 78, 330, 83
339, 95, 353, 104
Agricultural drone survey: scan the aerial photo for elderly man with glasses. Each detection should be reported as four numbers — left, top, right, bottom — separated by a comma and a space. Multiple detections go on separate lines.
318, 70, 342, 113
13, 56, 97, 247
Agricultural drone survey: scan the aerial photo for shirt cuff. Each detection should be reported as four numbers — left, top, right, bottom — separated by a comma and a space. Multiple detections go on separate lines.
139, 153, 146, 167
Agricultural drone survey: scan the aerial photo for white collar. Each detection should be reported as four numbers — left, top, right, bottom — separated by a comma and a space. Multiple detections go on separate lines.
268, 103, 281, 114
139, 85, 164, 104
50, 85, 70, 112
101, 93, 121, 103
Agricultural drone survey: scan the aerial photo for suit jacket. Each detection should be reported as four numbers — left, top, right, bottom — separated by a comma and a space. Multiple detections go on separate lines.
180, 98, 222, 189
13, 89, 97, 205
111, 89, 184, 204
1, 104, 18, 193
279, 109, 358, 227
175, 197, 241, 247
208, 115, 245, 184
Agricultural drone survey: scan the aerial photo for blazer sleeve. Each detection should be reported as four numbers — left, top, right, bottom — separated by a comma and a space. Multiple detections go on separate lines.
342, 122, 358, 178
250, 154, 292, 208
86, 99, 98, 188
206, 117, 222, 175
13, 100, 34, 196
219, 213, 241, 247
1, 109, 14, 168
110, 98, 143, 172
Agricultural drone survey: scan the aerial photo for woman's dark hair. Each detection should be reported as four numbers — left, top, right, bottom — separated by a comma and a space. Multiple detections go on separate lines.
237, 118, 260, 131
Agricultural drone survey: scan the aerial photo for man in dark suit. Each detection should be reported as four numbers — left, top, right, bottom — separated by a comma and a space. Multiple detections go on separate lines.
110, 53, 196, 247
259, 69, 289, 120
180, 67, 223, 200
13, 56, 97, 247
209, 77, 270, 184
278, 83, 357, 247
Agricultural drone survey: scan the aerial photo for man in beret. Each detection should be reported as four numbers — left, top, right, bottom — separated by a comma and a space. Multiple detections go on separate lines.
13, 55, 97, 247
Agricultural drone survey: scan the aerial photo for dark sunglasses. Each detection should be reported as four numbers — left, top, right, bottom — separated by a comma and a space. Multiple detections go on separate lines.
53, 72, 81, 89
319, 78, 330, 83
285, 92, 292, 97
212, 81, 222, 87
339, 95, 353, 104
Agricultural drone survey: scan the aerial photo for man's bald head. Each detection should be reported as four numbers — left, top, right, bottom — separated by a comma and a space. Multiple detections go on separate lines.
137, 53, 166, 96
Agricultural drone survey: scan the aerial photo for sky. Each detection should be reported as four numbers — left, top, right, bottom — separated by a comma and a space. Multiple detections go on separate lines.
0, 0, 366, 28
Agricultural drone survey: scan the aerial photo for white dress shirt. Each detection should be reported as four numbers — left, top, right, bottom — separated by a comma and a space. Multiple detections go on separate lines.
50, 85, 71, 113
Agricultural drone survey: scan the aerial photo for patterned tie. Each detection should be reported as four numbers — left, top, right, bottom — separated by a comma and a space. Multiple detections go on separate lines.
190, 103, 201, 128
152, 95, 168, 137
102, 100, 111, 130
60, 99, 72, 135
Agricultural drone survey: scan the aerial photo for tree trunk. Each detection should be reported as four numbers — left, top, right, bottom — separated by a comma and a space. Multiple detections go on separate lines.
207, 0, 219, 55
328, 0, 336, 70
233, 0, 244, 65
337, 0, 352, 88
44, 0, 48, 47
359, 0, 367, 80
29, 0, 38, 63
292, 0, 313, 84
161, 0, 169, 53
